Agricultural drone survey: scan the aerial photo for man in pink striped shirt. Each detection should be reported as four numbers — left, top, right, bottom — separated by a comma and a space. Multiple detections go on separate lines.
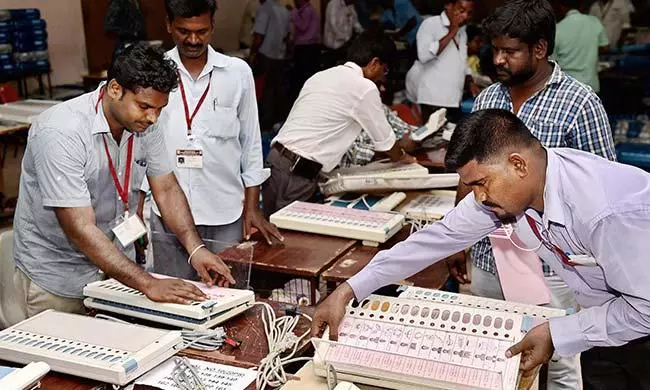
291, 0, 321, 100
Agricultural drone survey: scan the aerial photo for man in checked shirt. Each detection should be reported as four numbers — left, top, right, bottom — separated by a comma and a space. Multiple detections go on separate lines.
445, 0, 616, 389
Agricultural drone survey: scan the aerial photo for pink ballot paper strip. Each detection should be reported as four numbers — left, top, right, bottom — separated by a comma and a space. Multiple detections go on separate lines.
488, 227, 551, 306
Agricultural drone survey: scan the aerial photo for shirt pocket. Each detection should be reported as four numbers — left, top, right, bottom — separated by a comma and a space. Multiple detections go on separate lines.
130, 161, 148, 193
529, 121, 566, 148
204, 106, 240, 140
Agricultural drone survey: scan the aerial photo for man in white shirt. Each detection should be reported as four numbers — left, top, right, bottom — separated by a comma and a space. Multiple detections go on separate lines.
324, 0, 363, 67
263, 34, 416, 216
145, 0, 282, 281
589, 0, 635, 48
406, 0, 475, 123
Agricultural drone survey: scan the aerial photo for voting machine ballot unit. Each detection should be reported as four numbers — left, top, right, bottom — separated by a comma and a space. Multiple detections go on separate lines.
313, 291, 565, 390
83, 275, 255, 330
270, 201, 405, 246
0, 310, 182, 385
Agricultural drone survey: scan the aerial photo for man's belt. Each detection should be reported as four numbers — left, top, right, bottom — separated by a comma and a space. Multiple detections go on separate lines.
273, 143, 323, 180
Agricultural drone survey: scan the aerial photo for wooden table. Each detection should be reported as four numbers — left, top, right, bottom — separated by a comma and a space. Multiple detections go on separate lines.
243, 231, 357, 304
31, 301, 313, 389
321, 226, 450, 292
321, 190, 452, 292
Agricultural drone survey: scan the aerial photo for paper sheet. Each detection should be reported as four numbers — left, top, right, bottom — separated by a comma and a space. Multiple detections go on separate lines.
135, 358, 256, 390
489, 233, 551, 306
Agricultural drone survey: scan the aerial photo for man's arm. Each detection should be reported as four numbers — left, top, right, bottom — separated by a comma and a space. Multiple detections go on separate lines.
312, 193, 499, 338
347, 193, 498, 299
237, 62, 283, 244
541, 211, 650, 358
54, 206, 206, 303
149, 172, 234, 286
353, 88, 414, 163
597, 20, 610, 54
249, 8, 269, 62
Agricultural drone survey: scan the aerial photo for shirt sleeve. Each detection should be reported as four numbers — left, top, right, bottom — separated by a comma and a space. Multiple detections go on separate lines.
416, 18, 445, 64
566, 94, 617, 161
549, 210, 650, 357
352, 88, 396, 152
143, 125, 173, 177
238, 62, 270, 187
30, 128, 91, 208
341, 132, 375, 167
348, 194, 500, 300
254, 7, 269, 35
597, 21, 609, 46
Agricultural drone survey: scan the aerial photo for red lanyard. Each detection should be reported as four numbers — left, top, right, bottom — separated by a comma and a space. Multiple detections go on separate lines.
96, 87, 135, 212
525, 214, 575, 266
178, 71, 212, 136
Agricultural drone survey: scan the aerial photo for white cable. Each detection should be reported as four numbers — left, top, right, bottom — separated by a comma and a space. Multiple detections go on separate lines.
95, 313, 225, 352
253, 301, 312, 389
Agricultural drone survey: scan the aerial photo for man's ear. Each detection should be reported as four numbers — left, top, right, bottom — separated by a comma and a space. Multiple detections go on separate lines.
533, 39, 548, 60
509, 152, 529, 178
106, 79, 124, 100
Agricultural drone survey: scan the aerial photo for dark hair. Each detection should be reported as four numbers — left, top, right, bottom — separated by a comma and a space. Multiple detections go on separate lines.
554, 0, 581, 11
445, 0, 474, 4
346, 32, 397, 68
165, 0, 216, 21
466, 24, 482, 41
445, 109, 540, 170
107, 42, 178, 94
482, 0, 556, 56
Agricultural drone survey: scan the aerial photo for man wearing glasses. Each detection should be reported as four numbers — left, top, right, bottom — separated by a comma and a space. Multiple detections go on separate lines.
263, 33, 415, 216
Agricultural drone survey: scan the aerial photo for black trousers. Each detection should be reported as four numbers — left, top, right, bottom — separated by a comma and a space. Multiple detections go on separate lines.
582, 336, 650, 390
254, 54, 288, 132
292, 43, 321, 100
421, 104, 461, 124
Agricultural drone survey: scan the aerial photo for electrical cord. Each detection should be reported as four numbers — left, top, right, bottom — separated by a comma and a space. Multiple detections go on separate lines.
254, 301, 313, 389
94, 314, 226, 352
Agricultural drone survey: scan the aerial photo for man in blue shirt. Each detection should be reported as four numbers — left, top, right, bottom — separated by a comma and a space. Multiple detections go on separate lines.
379, 0, 423, 46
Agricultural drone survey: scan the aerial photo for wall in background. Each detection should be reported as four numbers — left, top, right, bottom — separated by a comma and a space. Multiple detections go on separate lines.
2, 0, 87, 85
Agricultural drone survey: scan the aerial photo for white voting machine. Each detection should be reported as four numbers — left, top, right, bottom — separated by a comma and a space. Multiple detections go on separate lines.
313, 292, 566, 390
320, 160, 459, 196
0, 310, 182, 385
0, 99, 60, 124
84, 273, 254, 330
269, 201, 405, 246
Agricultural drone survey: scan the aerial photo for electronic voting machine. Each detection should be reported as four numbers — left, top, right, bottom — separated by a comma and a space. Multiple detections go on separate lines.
0, 310, 182, 385
84, 273, 254, 330
270, 201, 405, 246
313, 288, 565, 390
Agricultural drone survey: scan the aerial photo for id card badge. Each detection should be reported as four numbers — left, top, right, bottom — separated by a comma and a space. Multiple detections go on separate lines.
111, 212, 147, 247
176, 148, 203, 169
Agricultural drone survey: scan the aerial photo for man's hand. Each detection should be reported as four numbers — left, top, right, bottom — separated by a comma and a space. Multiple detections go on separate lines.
399, 134, 418, 154
310, 283, 356, 340
470, 82, 481, 97
400, 152, 418, 164
244, 207, 284, 245
450, 8, 468, 30
506, 322, 555, 377
190, 248, 236, 287
446, 251, 470, 284
144, 278, 209, 304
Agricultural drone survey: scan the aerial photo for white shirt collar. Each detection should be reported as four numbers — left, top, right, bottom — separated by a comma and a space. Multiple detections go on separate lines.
168, 45, 228, 80
343, 61, 363, 76
441, 10, 451, 27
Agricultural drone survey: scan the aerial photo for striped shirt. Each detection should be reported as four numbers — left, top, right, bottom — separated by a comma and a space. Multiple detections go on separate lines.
471, 62, 616, 276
